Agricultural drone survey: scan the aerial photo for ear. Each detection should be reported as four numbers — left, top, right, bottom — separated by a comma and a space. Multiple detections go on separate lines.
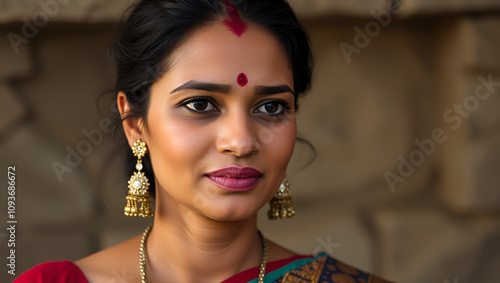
117, 92, 144, 148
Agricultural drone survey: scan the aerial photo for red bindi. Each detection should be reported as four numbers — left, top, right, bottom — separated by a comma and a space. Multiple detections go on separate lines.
222, 0, 247, 37
237, 73, 248, 87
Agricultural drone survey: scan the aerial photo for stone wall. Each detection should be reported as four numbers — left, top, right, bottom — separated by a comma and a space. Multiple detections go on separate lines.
1, 1, 500, 282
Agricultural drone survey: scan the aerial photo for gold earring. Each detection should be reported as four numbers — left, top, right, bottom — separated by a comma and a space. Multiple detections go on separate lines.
268, 177, 296, 220
124, 139, 153, 218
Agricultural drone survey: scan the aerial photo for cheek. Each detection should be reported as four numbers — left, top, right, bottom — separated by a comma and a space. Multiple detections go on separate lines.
262, 117, 297, 168
146, 110, 213, 187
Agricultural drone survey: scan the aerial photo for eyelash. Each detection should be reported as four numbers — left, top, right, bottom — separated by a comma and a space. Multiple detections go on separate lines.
254, 99, 291, 116
178, 97, 291, 116
180, 96, 219, 113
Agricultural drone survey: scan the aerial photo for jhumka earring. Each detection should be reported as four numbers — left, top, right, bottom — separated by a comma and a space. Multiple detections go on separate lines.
124, 139, 153, 218
268, 177, 296, 220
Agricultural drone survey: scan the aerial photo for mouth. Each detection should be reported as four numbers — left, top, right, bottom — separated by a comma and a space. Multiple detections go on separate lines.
205, 166, 263, 191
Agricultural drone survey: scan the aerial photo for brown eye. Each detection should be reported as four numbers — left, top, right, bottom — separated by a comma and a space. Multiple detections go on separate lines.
184, 99, 216, 112
255, 101, 285, 115
264, 103, 279, 113
193, 101, 208, 110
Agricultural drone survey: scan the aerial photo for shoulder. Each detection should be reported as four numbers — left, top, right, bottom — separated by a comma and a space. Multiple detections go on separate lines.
266, 239, 297, 261
282, 253, 394, 283
321, 255, 393, 283
74, 234, 142, 283
14, 261, 88, 283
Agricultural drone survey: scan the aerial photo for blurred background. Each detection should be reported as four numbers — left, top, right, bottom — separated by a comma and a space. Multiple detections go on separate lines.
1, 0, 500, 282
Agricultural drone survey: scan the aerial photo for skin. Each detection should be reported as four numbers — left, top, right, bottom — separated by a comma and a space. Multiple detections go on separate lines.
76, 21, 298, 283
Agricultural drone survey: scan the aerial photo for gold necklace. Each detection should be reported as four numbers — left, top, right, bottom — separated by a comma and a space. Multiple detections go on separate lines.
139, 225, 267, 283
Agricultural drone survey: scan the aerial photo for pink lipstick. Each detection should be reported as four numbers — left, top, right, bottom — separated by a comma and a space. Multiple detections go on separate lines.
205, 167, 263, 191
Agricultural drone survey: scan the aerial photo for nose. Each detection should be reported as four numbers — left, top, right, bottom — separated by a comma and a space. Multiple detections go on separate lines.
216, 111, 260, 157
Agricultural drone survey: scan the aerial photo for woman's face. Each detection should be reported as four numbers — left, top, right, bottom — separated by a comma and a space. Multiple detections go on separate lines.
143, 22, 296, 221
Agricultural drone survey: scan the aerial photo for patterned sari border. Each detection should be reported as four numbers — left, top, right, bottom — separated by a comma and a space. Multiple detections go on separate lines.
247, 253, 327, 283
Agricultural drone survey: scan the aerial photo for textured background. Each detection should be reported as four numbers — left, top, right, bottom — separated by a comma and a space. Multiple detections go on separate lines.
1, 0, 500, 282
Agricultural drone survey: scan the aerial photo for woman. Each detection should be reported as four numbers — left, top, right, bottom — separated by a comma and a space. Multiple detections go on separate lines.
15, 0, 392, 282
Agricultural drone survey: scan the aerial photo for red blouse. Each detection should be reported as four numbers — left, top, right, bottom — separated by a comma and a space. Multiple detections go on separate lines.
14, 261, 88, 283
14, 255, 312, 283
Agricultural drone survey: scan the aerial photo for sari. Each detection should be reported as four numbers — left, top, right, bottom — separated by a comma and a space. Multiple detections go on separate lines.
223, 252, 392, 283
15, 253, 392, 283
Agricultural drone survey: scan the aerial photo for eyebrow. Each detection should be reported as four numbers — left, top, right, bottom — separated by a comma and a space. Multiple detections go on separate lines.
255, 85, 296, 97
169, 80, 295, 96
170, 81, 232, 94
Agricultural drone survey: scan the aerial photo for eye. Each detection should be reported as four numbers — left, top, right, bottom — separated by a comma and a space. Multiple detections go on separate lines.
255, 100, 288, 116
182, 97, 218, 112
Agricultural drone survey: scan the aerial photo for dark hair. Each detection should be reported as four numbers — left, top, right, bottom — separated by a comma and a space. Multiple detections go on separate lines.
110, 0, 314, 197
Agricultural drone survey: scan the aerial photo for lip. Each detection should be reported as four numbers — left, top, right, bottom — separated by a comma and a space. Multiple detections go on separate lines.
205, 166, 263, 191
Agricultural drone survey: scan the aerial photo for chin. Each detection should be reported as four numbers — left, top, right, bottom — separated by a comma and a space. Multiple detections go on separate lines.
197, 199, 263, 222
190, 184, 270, 221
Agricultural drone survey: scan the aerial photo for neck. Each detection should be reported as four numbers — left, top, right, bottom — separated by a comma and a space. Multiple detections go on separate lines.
146, 190, 262, 283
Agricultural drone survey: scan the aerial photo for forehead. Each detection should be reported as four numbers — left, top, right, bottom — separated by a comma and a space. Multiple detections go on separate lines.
166, 22, 292, 85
